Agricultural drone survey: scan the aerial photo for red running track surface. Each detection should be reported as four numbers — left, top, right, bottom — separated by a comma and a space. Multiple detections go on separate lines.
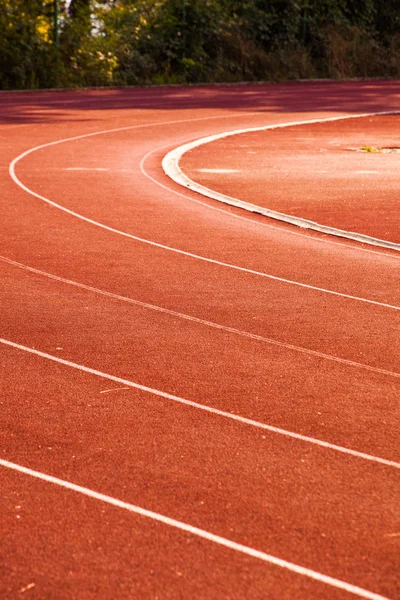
1, 81, 400, 600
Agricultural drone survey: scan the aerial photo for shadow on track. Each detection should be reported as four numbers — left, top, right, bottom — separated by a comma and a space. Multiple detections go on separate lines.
1, 80, 399, 125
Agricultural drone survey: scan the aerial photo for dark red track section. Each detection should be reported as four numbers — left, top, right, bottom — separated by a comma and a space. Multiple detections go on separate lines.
1, 81, 400, 599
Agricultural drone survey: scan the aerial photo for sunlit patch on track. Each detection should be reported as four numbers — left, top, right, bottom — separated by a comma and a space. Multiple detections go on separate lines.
196, 168, 240, 173
65, 167, 110, 171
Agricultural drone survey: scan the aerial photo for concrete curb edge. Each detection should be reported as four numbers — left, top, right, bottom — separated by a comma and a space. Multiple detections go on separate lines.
162, 111, 400, 252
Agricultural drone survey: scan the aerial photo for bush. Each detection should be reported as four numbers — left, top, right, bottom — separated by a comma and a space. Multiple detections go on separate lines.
1, 0, 399, 89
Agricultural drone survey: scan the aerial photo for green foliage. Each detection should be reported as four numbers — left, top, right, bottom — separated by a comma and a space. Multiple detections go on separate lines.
0, 0, 59, 88
0, 0, 399, 89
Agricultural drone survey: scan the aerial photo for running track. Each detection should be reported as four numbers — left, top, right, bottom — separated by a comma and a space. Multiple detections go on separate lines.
1, 81, 399, 599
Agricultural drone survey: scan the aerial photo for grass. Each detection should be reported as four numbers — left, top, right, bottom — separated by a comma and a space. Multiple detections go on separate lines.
361, 145, 381, 153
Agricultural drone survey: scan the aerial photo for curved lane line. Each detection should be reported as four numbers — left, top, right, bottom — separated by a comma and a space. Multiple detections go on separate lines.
162, 111, 400, 251
0, 459, 392, 600
2, 254, 399, 380
8, 120, 400, 311
1, 338, 399, 469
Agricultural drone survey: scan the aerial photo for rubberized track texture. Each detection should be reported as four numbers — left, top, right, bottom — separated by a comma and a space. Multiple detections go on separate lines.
1, 80, 399, 600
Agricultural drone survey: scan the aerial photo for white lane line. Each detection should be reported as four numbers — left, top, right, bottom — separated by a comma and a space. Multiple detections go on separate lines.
9, 132, 400, 312
355, 171, 380, 175
18, 583, 36, 593
0, 459, 391, 600
9, 111, 399, 263
162, 112, 400, 252
1, 337, 399, 470
1, 254, 399, 380
100, 387, 130, 394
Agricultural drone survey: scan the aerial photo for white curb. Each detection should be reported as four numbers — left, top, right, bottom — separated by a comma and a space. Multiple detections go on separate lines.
162, 112, 400, 252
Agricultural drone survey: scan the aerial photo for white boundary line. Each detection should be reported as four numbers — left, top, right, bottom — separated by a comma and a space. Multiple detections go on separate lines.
0, 458, 391, 600
162, 111, 400, 252
1, 337, 399, 470
8, 120, 400, 311
1, 254, 399, 380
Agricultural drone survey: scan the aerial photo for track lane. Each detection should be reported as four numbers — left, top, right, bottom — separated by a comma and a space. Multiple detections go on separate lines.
2, 470, 379, 600
2, 222, 399, 375
2, 254, 399, 381
1, 349, 399, 599
2, 336, 400, 469
1, 258, 399, 462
